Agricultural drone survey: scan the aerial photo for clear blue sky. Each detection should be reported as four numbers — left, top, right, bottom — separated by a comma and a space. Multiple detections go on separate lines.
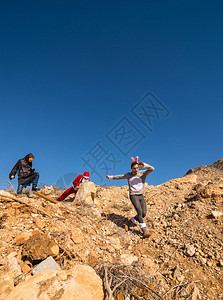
1, 1, 222, 190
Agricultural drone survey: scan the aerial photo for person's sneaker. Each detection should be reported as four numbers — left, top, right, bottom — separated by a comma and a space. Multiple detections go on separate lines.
32, 185, 40, 192
142, 227, 150, 238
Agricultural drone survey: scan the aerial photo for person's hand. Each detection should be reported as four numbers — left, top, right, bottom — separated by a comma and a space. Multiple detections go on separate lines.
138, 161, 144, 167
10, 175, 15, 180
106, 175, 110, 179
33, 168, 36, 172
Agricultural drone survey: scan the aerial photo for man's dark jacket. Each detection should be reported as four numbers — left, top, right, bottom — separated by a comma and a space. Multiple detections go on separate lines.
9, 153, 37, 185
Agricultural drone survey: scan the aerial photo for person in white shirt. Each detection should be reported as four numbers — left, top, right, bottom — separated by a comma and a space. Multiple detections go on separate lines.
106, 157, 154, 238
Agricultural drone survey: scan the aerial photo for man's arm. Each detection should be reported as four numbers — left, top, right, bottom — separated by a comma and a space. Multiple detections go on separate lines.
9, 161, 19, 180
139, 161, 155, 176
73, 175, 83, 187
106, 173, 129, 180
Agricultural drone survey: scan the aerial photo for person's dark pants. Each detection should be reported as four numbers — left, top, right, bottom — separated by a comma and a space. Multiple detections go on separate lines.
130, 194, 147, 224
17, 173, 39, 194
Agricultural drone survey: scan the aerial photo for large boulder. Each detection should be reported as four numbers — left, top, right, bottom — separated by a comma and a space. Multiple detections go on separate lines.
6, 265, 104, 300
22, 233, 59, 261
75, 182, 96, 205
0, 272, 14, 300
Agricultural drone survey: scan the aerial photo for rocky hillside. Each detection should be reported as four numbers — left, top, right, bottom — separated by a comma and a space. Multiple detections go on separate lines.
0, 159, 222, 299
185, 158, 223, 183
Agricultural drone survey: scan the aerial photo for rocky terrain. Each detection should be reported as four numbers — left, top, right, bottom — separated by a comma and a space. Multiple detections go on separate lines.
0, 159, 222, 299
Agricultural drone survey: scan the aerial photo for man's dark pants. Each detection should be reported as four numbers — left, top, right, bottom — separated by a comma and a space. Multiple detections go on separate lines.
17, 173, 39, 194
130, 194, 147, 224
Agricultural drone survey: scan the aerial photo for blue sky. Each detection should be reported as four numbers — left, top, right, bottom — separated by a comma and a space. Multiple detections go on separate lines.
0, 1, 222, 190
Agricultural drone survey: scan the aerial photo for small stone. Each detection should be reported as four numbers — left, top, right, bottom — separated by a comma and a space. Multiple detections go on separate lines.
34, 219, 46, 229
174, 214, 180, 221
200, 257, 207, 265
32, 256, 61, 275
71, 228, 83, 244
134, 251, 141, 259
14, 232, 33, 246
120, 254, 138, 265
172, 265, 185, 282
219, 259, 223, 267
21, 261, 32, 273
141, 257, 159, 275
207, 260, 213, 267
211, 211, 223, 218
171, 220, 177, 227
186, 245, 196, 257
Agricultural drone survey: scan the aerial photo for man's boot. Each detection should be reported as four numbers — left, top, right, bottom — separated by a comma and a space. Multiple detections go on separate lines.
32, 185, 40, 192
17, 185, 23, 194
142, 227, 150, 238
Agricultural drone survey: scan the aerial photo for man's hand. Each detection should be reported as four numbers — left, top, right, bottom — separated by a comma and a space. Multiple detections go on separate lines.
10, 175, 15, 180
106, 175, 110, 179
138, 161, 144, 167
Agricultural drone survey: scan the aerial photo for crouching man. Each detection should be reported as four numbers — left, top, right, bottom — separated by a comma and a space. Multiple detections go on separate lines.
9, 153, 40, 194
106, 157, 154, 238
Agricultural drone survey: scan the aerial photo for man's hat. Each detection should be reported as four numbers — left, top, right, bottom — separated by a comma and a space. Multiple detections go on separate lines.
83, 171, 89, 178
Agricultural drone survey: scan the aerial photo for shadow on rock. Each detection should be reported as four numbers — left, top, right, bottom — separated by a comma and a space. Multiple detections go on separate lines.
102, 213, 128, 229
102, 213, 142, 237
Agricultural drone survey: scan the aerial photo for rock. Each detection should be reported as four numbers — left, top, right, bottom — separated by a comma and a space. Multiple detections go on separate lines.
0, 190, 14, 198
14, 231, 34, 246
6, 265, 104, 300
186, 244, 196, 257
120, 254, 138, 265
141, 257, 159, 275
206, 260, 212, 267
0, 258, 6, 266
200, 257, 207, 265
211, 211, 223, 218
134, 251, 141, 259
34, 219, 46, 229
173, 214, 180, 221
219, 259, 223, 267
173, 265, 185, 282
22, 233, 59, 261
186, 282, 200, 300
199, 184, 222, 199
32, 256, 61, 275
71, 228, 83, 244
171, 220, 178, 227
0, 272, 14, 300
109, 237, 122, 251
89, 206, 101, 219
21, 261, 32, 273
75, 181, 96, 205
6, 252, 21, 277
40, 186, 54, 195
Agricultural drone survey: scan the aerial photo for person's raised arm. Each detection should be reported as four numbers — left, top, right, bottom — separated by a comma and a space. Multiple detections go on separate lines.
106, 173, 128, 180
139, 161, 155, 175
